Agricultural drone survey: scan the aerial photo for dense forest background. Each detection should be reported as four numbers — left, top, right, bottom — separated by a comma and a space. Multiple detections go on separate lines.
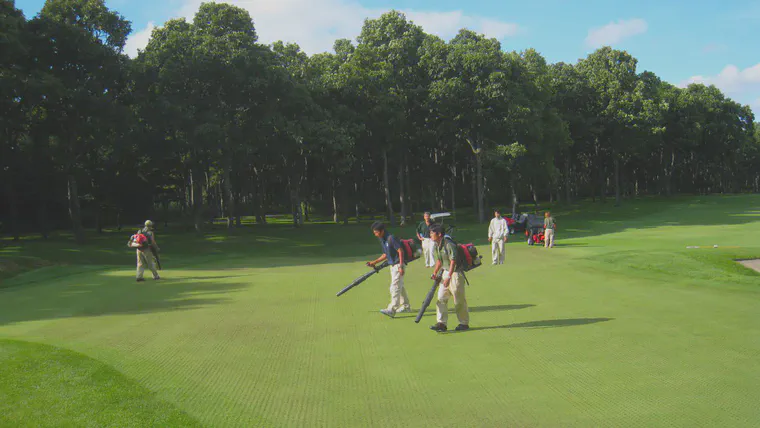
1, 0, 758, 243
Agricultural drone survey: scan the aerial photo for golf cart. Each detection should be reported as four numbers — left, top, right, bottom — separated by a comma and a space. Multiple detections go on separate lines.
507, 213, 527, 234
524, 213, 545, 245
430, 212, 456, 237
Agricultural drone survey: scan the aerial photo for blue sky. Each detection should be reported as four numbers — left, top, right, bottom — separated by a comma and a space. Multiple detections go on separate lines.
15, 0, 760, 113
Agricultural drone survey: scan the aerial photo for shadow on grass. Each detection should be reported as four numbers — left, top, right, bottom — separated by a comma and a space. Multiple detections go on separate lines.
0, 270, 249, 326
461, 317, 614, 332
547, 242, 594, 248
391, 304, 536, 319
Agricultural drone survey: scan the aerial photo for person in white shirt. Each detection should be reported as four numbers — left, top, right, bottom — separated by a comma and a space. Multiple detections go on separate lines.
487, 208, 509, 265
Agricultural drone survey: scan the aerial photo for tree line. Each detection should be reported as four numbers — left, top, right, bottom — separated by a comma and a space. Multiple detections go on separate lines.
1, 0, 758, 243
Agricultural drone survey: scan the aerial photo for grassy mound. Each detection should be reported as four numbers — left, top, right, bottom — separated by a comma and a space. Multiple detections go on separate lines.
0, 339, 200, 427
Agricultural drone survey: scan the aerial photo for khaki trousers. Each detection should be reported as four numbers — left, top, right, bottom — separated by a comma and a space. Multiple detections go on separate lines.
422, 238, 435, 267
491, 239, 505, 264
436, 270, 469, 326
137, 249, 159, 279
545, 229, 555, 248
387, 264, 410, 312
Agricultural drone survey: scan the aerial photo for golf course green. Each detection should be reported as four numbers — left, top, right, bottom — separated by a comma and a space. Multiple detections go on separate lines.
1, 195, 760, 427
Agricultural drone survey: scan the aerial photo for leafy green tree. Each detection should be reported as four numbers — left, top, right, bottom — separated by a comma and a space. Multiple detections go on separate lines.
30, 0, 131, 243
577, 47, 640, 206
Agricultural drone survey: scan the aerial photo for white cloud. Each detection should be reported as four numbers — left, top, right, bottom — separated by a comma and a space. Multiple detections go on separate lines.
679, 63, 760, 93
585, 18, 647, 48
125, 21, 155, 57
123, 0, 522, 57
479, 18, 521, 39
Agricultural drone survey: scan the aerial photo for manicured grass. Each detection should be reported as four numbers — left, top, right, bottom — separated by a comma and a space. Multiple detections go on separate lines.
0, 339, 200, 427
1, 195, 760, 427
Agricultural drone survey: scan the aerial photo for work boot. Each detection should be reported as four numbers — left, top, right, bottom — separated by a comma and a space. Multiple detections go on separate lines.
455, 324, 470, 332
429, 323, 447, 332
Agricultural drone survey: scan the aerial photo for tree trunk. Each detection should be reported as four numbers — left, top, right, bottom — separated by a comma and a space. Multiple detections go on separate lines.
289, 174, 301, 228
235, 192, 242, 227
332, 179, 339, 223
405, 160, 412, 216
205, 169, 214, 225
476, 151, 485, 223
398, 163, 407, 226
355, 180, 360, 223
341, 181, 350, 226
223, 153, 235, 230
252, 168, 266, 224
256, 184, 266, 224
666, 148, 674, 197
95, 204, 103, 234
471, 158, 478, 213
38, 197, 49, 239
190, 166, 203, 231
67, 174, 85, 244
564, 156, 572, 204
510, 171, 519, 219
163, 198, 170, 228
4, 181, 20, 241
382, 149, 395, 224
614, 156, 621, 207
451, 164, 456, 216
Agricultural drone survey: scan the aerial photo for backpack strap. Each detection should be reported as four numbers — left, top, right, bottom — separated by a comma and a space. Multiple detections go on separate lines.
401, 239, 414, 260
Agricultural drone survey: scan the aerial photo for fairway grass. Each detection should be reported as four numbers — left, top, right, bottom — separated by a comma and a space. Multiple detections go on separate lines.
1, 196, 760, 427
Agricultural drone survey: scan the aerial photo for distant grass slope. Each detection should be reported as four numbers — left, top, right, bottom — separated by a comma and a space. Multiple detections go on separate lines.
0, 339, 200, 427
1, 195, 760, 427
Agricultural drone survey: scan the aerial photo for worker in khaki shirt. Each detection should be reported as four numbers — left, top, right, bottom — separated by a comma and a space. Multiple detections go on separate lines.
544, 212, 556, 248
128, 220, 160, 282
429, 224, 469, 332
487, 208, 509, 265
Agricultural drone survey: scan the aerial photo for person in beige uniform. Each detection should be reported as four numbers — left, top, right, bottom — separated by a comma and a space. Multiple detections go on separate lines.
128, 220, 160, 282
429, 224, 469, 332
544, 212, 556, 248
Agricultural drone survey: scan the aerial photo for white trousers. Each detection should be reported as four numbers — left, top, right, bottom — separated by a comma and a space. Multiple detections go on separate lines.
491, 239, 505, 264
436, 270, 469, 326
387, 264, 411, 312
422, 238, 435, 267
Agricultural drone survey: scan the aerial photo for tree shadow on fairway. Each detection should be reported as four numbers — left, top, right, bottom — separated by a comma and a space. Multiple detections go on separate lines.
0, 270, 250, 326
461, 317, 614, 332
391, 304, 536, 319
547, 242, 595, 248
